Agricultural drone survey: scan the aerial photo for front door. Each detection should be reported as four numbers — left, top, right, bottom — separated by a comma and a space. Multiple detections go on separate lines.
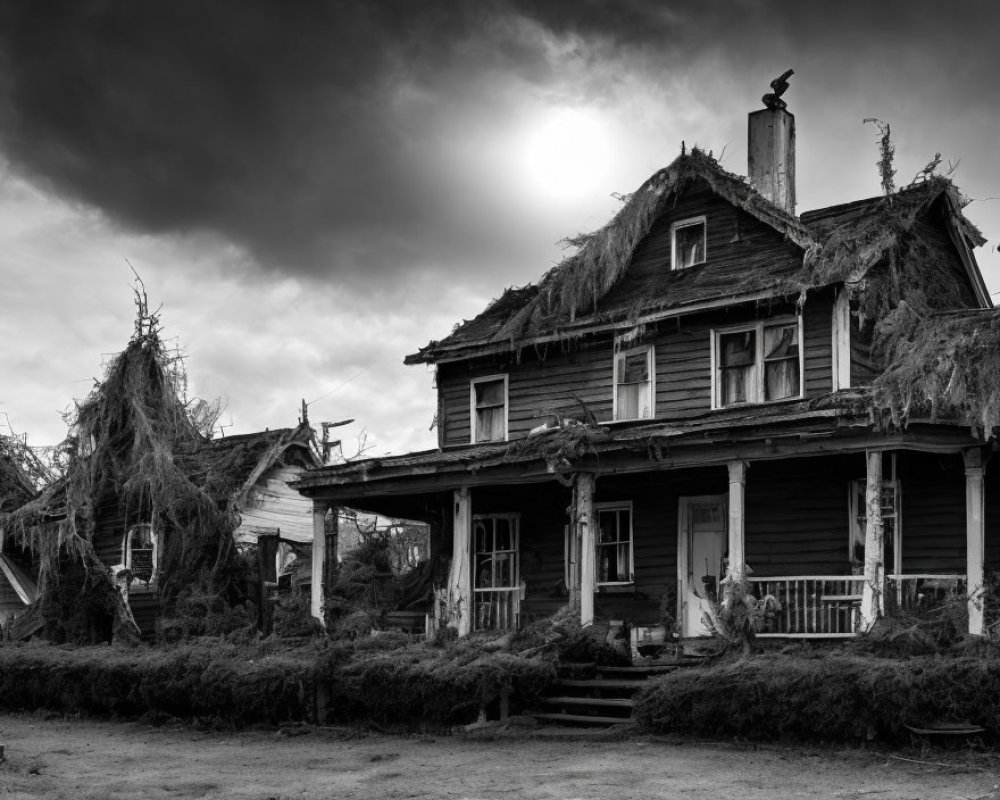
678, 496, 727, 637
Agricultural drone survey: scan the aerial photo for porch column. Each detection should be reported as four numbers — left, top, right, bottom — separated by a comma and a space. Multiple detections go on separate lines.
447, 487, 473, 636
965, 448, 986, 636
310, 502, 328, 624
860, 450, 884, 631
576, 473, 596, 627
727, 460, 748, 582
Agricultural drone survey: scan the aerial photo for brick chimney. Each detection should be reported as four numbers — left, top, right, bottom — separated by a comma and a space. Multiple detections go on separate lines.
748, 72, 796, 214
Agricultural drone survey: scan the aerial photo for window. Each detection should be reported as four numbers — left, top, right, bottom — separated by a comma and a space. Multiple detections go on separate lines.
614, 344, 654, 421
122, 523, 158, 590
596, 503, 634, 585
849, 479, 901, 576
470, 375, 508, 443
671, 216, 706, 269
473, 514, 519, 630
712, 318, 803, 408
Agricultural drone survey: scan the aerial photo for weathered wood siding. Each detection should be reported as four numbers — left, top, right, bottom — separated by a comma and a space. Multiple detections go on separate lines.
898, 452, 966, 573
234, 465, 313, 544
986, 465, 1000, 573
438, 295, 835, 446
745, 454, 860, 576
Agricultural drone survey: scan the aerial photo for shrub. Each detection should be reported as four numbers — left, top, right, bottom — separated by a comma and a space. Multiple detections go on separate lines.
634, 651, 1000, 743
0, 640, 314, 726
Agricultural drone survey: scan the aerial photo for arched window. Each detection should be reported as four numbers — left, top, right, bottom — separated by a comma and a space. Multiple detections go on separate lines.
122, 524, 158, 589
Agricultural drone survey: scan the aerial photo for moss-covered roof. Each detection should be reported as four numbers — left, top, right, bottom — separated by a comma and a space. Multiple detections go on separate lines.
406, 156, 986, 365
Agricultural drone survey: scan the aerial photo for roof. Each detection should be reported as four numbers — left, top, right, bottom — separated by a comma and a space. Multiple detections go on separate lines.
407, 158, 987, 365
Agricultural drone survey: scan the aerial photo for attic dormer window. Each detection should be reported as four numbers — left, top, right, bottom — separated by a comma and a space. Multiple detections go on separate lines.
471, 375, 508, 443
671, 216, 706, 269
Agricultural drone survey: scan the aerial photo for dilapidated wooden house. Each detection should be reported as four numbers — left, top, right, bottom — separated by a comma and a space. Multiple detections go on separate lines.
0, 305, 321, 640
296, 84, 999, 641
0, 444, 39, 633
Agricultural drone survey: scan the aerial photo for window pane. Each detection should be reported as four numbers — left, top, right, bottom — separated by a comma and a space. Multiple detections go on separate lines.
722, 365, 755, 405
763, 324, 798, 360
474, 554, 493, 588
720, 331, 755, 367
764, 358, 799, 400
598, 511, 617, 543
675, 222, 705, 267
616, 382, 647, 420
475, 380, 505, 408
474, 520, 490, 553
620, 352, 649, 384
495, 517, 512, 551
495, 553, 513, 587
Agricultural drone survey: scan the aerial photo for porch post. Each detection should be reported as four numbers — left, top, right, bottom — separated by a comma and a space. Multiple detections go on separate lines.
448, 487, 473, 636
576, 473, 596, 627
310, 501, 328, 624
860, 450, 884, 631
727, 460, 748, 582
964, 448, 986, 636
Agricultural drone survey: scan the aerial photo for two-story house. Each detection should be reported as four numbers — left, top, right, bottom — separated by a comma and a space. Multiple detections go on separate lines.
296, 86, 998, 641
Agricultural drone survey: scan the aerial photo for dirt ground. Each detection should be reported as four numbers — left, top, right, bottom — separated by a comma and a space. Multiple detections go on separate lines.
1, 715, 999, 800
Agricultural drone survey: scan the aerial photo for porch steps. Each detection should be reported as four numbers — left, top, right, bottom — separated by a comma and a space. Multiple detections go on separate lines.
527, 663, 683, 728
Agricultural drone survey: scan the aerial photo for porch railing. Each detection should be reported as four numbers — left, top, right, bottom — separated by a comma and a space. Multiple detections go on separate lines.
747, 575, 967, 638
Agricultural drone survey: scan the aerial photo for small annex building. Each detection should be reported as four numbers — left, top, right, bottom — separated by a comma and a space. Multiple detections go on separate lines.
296, 78, 999, 641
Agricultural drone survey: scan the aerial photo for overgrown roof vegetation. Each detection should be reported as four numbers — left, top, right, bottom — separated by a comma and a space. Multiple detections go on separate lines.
0, 291, 307, 640
412, 142, 998, 441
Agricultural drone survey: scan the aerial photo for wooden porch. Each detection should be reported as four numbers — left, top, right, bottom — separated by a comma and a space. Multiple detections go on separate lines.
748, 574, 968, 637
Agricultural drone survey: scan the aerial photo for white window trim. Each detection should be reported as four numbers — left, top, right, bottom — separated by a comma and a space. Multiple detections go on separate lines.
594, 501, 635, 587
121, 523, 158, 593
710, 316, 805, 410
469, 374, 509, 444
671, 215, 707, 270
848, 477, 902, 577
612, 342, 656, 422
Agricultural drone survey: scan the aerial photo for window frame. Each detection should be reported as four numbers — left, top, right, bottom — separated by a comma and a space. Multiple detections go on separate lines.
469, 374, 509, 444
594, 501, 635, 587
848, 478, 902, 577
671, 215, 707, 270
121, 523, 158, 592
710, 316, 805, 409
612, 342, 656, 422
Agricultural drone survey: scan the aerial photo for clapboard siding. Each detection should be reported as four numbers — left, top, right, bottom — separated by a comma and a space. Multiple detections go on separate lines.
986, 466, 1000, 573
439, 296, 837, 445
746, 455, 860, 575
899, 452, 966, 573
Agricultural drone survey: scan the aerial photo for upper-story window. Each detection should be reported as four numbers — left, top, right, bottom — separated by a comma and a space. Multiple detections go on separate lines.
614, 344, 654, 421
671, 216, 706, 269
712, 318, 803, 408
471, 375, 508, 443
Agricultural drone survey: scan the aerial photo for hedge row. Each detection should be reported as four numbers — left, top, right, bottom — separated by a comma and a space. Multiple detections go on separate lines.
0, 641, 315, 725
0, 637, 555, 728
634, 653, 1000, 742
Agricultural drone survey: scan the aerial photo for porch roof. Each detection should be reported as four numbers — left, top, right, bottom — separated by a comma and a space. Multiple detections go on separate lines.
293, 393, 981, 501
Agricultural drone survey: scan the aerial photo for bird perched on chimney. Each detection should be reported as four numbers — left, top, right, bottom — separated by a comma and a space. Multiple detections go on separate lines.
762, 69, 794, 110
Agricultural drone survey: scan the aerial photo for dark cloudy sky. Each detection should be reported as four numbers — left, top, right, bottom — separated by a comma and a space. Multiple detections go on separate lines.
1, 0, 998, 454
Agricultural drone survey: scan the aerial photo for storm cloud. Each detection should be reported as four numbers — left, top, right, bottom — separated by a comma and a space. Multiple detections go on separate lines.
3, 0, 996, 292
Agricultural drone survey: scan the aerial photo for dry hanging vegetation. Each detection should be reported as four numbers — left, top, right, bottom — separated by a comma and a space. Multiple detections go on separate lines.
0, 292, 261, 641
